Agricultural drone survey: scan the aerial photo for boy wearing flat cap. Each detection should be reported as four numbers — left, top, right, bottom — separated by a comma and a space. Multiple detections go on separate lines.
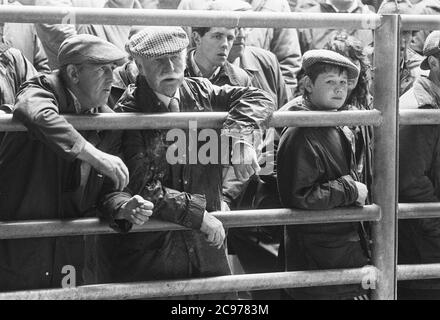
398, 30, 440, 300
277, 49, 370, 300
0, 34, 153, 291
93, 26, 275, 299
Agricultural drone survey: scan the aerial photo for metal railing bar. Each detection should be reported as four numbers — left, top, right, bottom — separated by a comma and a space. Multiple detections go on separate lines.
0, 267, 377, 300
400, 109, 440, 126
401, 14, 440, 31
399, 203, 440, 220
0, 6, 381, 29
397, 264, 440, 281
0, 110, 383, 132
0, 205, 381, 240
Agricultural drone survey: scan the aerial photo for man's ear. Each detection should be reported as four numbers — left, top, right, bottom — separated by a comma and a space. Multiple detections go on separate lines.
192, 31, 202, 47
133, 58, 143, 76
65, 64, 80, 84
428, 56, 439, 70
304, 75, 313, 95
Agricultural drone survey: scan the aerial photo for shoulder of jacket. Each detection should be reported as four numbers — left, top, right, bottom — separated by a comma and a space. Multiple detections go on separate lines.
399, 88, 419, 110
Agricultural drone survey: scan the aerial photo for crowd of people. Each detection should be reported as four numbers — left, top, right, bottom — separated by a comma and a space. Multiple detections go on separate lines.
0, 0, 439, 300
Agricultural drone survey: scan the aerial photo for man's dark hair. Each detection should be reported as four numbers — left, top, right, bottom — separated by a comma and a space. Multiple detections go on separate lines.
192, 27, 211, 38
305, 63, 347, 83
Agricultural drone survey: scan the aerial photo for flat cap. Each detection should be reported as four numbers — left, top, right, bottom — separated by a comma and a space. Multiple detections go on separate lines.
302, 49, 360, 80
58, 34, 127, 67
126, 26, 189, 59
421, 31, 440, 70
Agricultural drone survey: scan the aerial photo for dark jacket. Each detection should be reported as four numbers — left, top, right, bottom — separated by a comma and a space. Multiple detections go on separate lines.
0, 71, 121, 291
0, 45, 38, 142
277, 96, 369, 299
399, 76, 440, 289
93, 76, 274, 298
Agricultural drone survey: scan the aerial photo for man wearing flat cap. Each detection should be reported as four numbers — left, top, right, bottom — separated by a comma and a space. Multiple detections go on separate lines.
0, 34, 153, 291
398, 30, 440, 299
92, 26, 275, 299
277, 49, 370, 300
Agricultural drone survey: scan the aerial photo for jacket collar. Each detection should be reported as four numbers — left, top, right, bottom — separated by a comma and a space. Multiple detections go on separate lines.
239, 47, 260, 73
413, 76, 440, 109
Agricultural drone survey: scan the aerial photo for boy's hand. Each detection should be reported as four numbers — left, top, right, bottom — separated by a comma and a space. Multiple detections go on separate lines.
200, 211, 225, 249
116, 195, 154, 225
354, 182, 368, 206
231, 143, 260, 182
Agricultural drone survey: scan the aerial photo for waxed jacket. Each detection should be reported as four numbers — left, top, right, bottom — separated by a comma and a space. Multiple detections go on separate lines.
0, 71, 121, 291
277, 96, 369, 299
92, 76, 274, 297
399, 76, 440, 289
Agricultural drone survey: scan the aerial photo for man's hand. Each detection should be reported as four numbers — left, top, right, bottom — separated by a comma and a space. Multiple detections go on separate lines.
115, 195, 154, 225
354, 181, 368, 206
231, 143, 260, 182
78, 142, 129, 191
200, 211, 226, 249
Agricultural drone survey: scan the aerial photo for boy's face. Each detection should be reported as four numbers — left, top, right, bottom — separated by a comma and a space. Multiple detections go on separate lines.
307, 69, 348, 111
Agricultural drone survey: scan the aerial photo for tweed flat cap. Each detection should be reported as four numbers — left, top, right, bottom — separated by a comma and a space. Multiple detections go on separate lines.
58, 34, 127, 67
421, 31, 440, 70
126, 26, 189, 59
302, 49, 360, 80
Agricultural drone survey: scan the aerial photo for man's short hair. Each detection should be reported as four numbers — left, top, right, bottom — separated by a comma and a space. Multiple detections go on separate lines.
192, 27, 211, 38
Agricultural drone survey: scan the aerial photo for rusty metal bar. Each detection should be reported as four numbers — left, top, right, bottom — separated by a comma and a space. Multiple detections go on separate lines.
399, 203, 440, 219
401, 14, 440, 31
0, 205, 381, 240
0, 6, 380, 29
0, 267, 377, 300
371, 14, 399, 300
400, 110, 440, 125
0, 110, 383, 132
398, 264, 440, 281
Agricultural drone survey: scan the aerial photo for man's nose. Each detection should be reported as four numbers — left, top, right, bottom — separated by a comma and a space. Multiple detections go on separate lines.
162, 58, 174, 72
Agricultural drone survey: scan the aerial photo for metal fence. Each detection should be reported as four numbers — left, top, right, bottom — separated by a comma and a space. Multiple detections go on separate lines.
0, 6, 437, 300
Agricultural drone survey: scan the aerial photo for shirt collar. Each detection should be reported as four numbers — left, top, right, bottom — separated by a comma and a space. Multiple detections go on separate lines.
154, 89, 180, 107
325, 0, 360, 13
189, 50, 221, 80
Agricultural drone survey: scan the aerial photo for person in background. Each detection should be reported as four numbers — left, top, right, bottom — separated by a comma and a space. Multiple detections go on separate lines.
178, 0, 302, 96
398, 31, 440, 300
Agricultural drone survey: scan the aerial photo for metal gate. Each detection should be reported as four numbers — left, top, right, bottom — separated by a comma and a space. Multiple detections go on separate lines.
0, 6, 437, 300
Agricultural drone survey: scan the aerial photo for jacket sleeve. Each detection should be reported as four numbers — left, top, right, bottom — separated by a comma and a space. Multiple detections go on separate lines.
122, 129, 206, 230
13, 82, 87, 161
399, 124, 440, 202
204, 80, 275, 142
277, 128, 359, 210
32, 34, 51, 74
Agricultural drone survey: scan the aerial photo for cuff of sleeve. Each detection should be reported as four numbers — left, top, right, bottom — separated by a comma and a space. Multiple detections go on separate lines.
72, 137, 88, 160
0, 104, 13, 113
341, 175, 359, 205
182, 193, 206, 230
103, 192, 134, 233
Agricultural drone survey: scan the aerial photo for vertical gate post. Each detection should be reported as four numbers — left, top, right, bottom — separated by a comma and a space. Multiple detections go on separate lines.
371, 14, 400, 300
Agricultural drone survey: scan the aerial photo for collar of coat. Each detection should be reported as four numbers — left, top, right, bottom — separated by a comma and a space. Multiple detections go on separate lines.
412, 76, 440, 109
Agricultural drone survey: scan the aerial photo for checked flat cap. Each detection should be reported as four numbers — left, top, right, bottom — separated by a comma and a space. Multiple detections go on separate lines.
126, 26, 189, 59
302, 49, 360, 80
421, 31, 440, 70
58, 34, 127, 66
